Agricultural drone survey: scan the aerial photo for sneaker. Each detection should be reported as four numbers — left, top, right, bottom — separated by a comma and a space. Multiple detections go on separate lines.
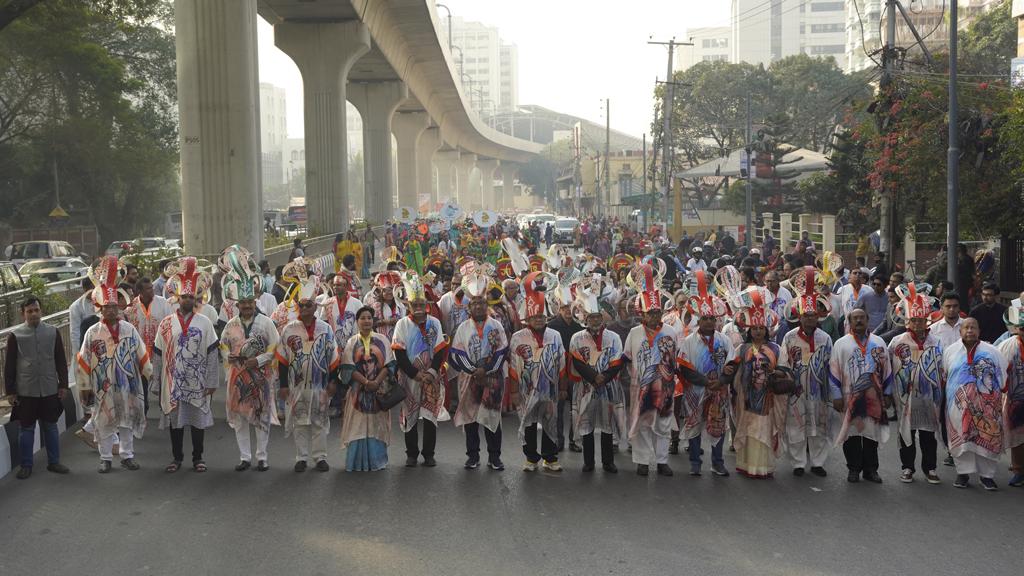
568, 442, 582, 453
602, 463, 618, 473
863, 471, 883, 484
256, 460, 269, 472
953, 474, 969, 488
900, 469, 914, 483
422, 456, 436, 467
541, 460, 562, 472
98, 461, 112, 474
121, 458, 140, 471
689, 464, 701, 476
810, 466, 828, 477
711, 463, 730, 477
46, 463, 70, 474
980, 477, 998, 491
793, 467, 805, 477
582, 463, 595, 472
314, 459, 330, 472
925, 471, 941, 484
15, 467, 31, 480
636, 464, 649, 476
668, 440, 679, 455
294, 460, 308, 473
464, 458, 480, 470
235, 460, 251, 472
1008, 473, 1024, 487
523, 460, 538, 472
657, 463, 674, 477
487, 460, 505, 471
943, 455, 955, 467
405, 456, 418, 468
847, 471, 860, 483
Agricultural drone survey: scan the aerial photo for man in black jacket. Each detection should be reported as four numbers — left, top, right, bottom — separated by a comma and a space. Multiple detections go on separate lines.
547, 301, 583, 452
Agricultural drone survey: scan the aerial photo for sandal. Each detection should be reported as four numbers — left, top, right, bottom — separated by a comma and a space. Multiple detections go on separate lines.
165, 461, 182, 473
193, 461, 207, 473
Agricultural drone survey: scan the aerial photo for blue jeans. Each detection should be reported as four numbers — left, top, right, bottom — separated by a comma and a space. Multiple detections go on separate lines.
688, 435, 724, 469
20, 422, 60, 468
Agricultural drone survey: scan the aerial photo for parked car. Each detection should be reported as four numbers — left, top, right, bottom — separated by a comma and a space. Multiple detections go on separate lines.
519, 213, 556, 231
0, 261, 26, 295
552, 217, 580, 244
106, 240, 134, 257
5, 240, 83, 268
18, 257, 89, 283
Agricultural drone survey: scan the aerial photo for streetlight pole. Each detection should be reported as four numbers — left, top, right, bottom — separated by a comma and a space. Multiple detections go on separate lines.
604, 98, 611, 221
435, 3, 453, 54
649, 38, 693, 228
947, 0, 960, 292
745, 94, 753, 249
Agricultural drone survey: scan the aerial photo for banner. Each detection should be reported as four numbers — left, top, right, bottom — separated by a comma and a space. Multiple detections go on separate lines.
395, 206, 416, 224
440, 201, 463, 221
472, 210, 499, 228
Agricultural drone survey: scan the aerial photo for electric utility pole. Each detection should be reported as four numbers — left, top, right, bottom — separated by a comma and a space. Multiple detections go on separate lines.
649, 38, 692, 227
605, 98, 611, 221
947, 0, 960, 293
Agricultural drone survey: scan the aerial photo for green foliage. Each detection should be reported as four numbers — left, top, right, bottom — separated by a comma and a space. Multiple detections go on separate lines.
25, 275, 69, 314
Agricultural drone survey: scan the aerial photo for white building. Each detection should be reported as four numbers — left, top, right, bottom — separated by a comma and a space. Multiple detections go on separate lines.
259, 83, 287, 187
675, 27, 731, 72
443, 16, 519, 115
729, 0, 847, 66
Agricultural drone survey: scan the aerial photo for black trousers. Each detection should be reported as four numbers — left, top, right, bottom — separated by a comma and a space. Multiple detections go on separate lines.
170, 426, 205, 463
583, 432, 614, 466
142, 376, 150, 416
556, 382, 575, 447
405, 420, 437, 458
522, 423, 558, 463
465, 422, 501, 463
899, 429, 938, 473
842, 436, 879, 474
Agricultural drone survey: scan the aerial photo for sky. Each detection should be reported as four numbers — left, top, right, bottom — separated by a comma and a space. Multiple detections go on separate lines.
256, 0, 732, 140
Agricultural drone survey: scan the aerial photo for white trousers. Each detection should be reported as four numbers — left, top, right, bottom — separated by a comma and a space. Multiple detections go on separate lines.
99, 427, 133, 461
786, 435, 831, 468
235, 425, 270, 463
954, 451, 998, 478
631, 429, 669, 466
293, 423, 327, 462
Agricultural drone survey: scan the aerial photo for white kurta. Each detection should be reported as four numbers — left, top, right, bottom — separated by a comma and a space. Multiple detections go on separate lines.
678, 330, 737, 444
569, 328, 625, 437
276, 319, 340, 436
220, 313, 280, 432
76, 320, 153, 439
942, 340, 1007, 463
449, 317, 509, 432
888, 331, 943, 445
829, 333, 892, 445
508, 327, 565, 442
153, 311, 220, 430
998, 335, 1024, 449
778, 327, 834, 451
123, 295, 173, 356
391, 315, 449, 431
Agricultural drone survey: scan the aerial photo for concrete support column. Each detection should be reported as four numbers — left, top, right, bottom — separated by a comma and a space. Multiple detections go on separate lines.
177, 0, 262, 258
778, 212, 794, 252
391, 111, 429, 212
416, 127, 443, 207
498, 162, 518, 212
434, 149, 459, 205
456, 152, 477, 209
476, 159, 499, 211
822, 214, 837, 253
349, 81, 408, 225
276, 21, 370, 235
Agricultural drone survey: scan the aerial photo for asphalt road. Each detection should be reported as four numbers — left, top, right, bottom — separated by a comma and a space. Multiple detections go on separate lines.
1, 406, 1020, 576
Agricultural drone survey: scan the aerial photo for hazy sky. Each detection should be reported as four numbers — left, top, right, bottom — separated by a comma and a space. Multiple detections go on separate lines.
256, 1, 731, 140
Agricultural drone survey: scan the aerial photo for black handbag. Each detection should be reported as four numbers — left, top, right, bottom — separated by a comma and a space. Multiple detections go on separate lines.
376, 378, 407, 411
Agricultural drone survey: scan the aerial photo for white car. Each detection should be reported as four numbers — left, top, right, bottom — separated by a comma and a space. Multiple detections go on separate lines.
552, 217, 580, 244
18, 257, 89, 283
5, 240, 82, 268
519, 213, 556, 231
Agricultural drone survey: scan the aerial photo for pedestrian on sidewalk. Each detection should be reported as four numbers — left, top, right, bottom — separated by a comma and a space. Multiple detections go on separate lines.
4, 297, 71, 479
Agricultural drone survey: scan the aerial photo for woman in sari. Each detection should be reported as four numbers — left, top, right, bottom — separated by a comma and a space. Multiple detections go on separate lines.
340, 307, 397, 471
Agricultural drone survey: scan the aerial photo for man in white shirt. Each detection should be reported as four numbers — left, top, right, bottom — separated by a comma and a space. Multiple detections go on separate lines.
685, 246, 707, 273
929, 292, 964, 349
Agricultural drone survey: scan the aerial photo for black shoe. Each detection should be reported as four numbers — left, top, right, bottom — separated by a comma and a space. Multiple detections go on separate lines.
582, 462, 595, 472
668, 441, 679, 455
811, 466, 828, 477
793, 467, 805, 477
46, 463, 69, 474
464, 458, 480, 470
953, 474, 969, 488
487, 459, 505, 471
637, 464, 649, 476
15, 467, 31, 480
294, 460, 307, 473
943, 455, 955, 467
235, 460, 251, 472
847, 471, 860, 483
256, 460, 269, 472
121, 458, 140, 471
568, 442, 582, 453
405, 456, 418, 468
315, 459, 330, 472
422, 456, 437, 467
980, 477, 998, 491
98, 461, 112, 474
602, 463, 618, 473
657, 463, 674, 477
863, 471, 883, 484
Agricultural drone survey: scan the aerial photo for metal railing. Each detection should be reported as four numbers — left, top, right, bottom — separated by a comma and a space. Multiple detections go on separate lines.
0, 276, 87, 330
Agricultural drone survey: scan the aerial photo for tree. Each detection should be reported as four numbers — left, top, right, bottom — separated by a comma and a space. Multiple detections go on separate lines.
518, 139, 573, 208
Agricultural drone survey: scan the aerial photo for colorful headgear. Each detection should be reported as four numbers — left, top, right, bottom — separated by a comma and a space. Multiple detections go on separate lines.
815, 251, 844, 286
787, 266, 832, 321
894, 282, 935, 322
528, 254, 546, 273
501, 237, 530, 277
295, 275, 323, 303
686, 270, 728, 318
1005, 304, 1024, 328
219, 245, 262, 302
89, 255, 129, 308
165, 257, 212, 300
396, 271, 426, 303
543, 244, 572, 272
520, 271, 557, 319
381, 246, 406, 271
733, 287, 780, 333
374, 270, 403, 291
460, 269, 491, 299
332, 270, 355, 293
571, 280, 604, 323
608, 253, 634, 276
495, 258, 514, 280
630, 263, 667, 313
713, 265, 744, 310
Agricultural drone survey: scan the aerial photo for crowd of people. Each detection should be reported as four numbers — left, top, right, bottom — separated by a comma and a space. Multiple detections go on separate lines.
4, 213, 1022, 494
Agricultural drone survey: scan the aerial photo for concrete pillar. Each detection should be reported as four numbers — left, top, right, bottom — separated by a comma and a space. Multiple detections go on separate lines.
177, 0, 262, 258
435, 149, 459, 205
476, 158, 499, 211
456, 152, 477, 209
416, 127, 443, 207
498, 162, 518, 212
903, 223, 916, 275
798, 213, 813, 244
391, 111, 429, 212
822, 214, 837, 253
778, 212, 794, 252
349, 81, 408, 225
276, 21, 370, 235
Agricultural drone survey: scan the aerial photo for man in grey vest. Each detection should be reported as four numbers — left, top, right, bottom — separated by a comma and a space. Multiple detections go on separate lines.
4, 297, 70, 479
